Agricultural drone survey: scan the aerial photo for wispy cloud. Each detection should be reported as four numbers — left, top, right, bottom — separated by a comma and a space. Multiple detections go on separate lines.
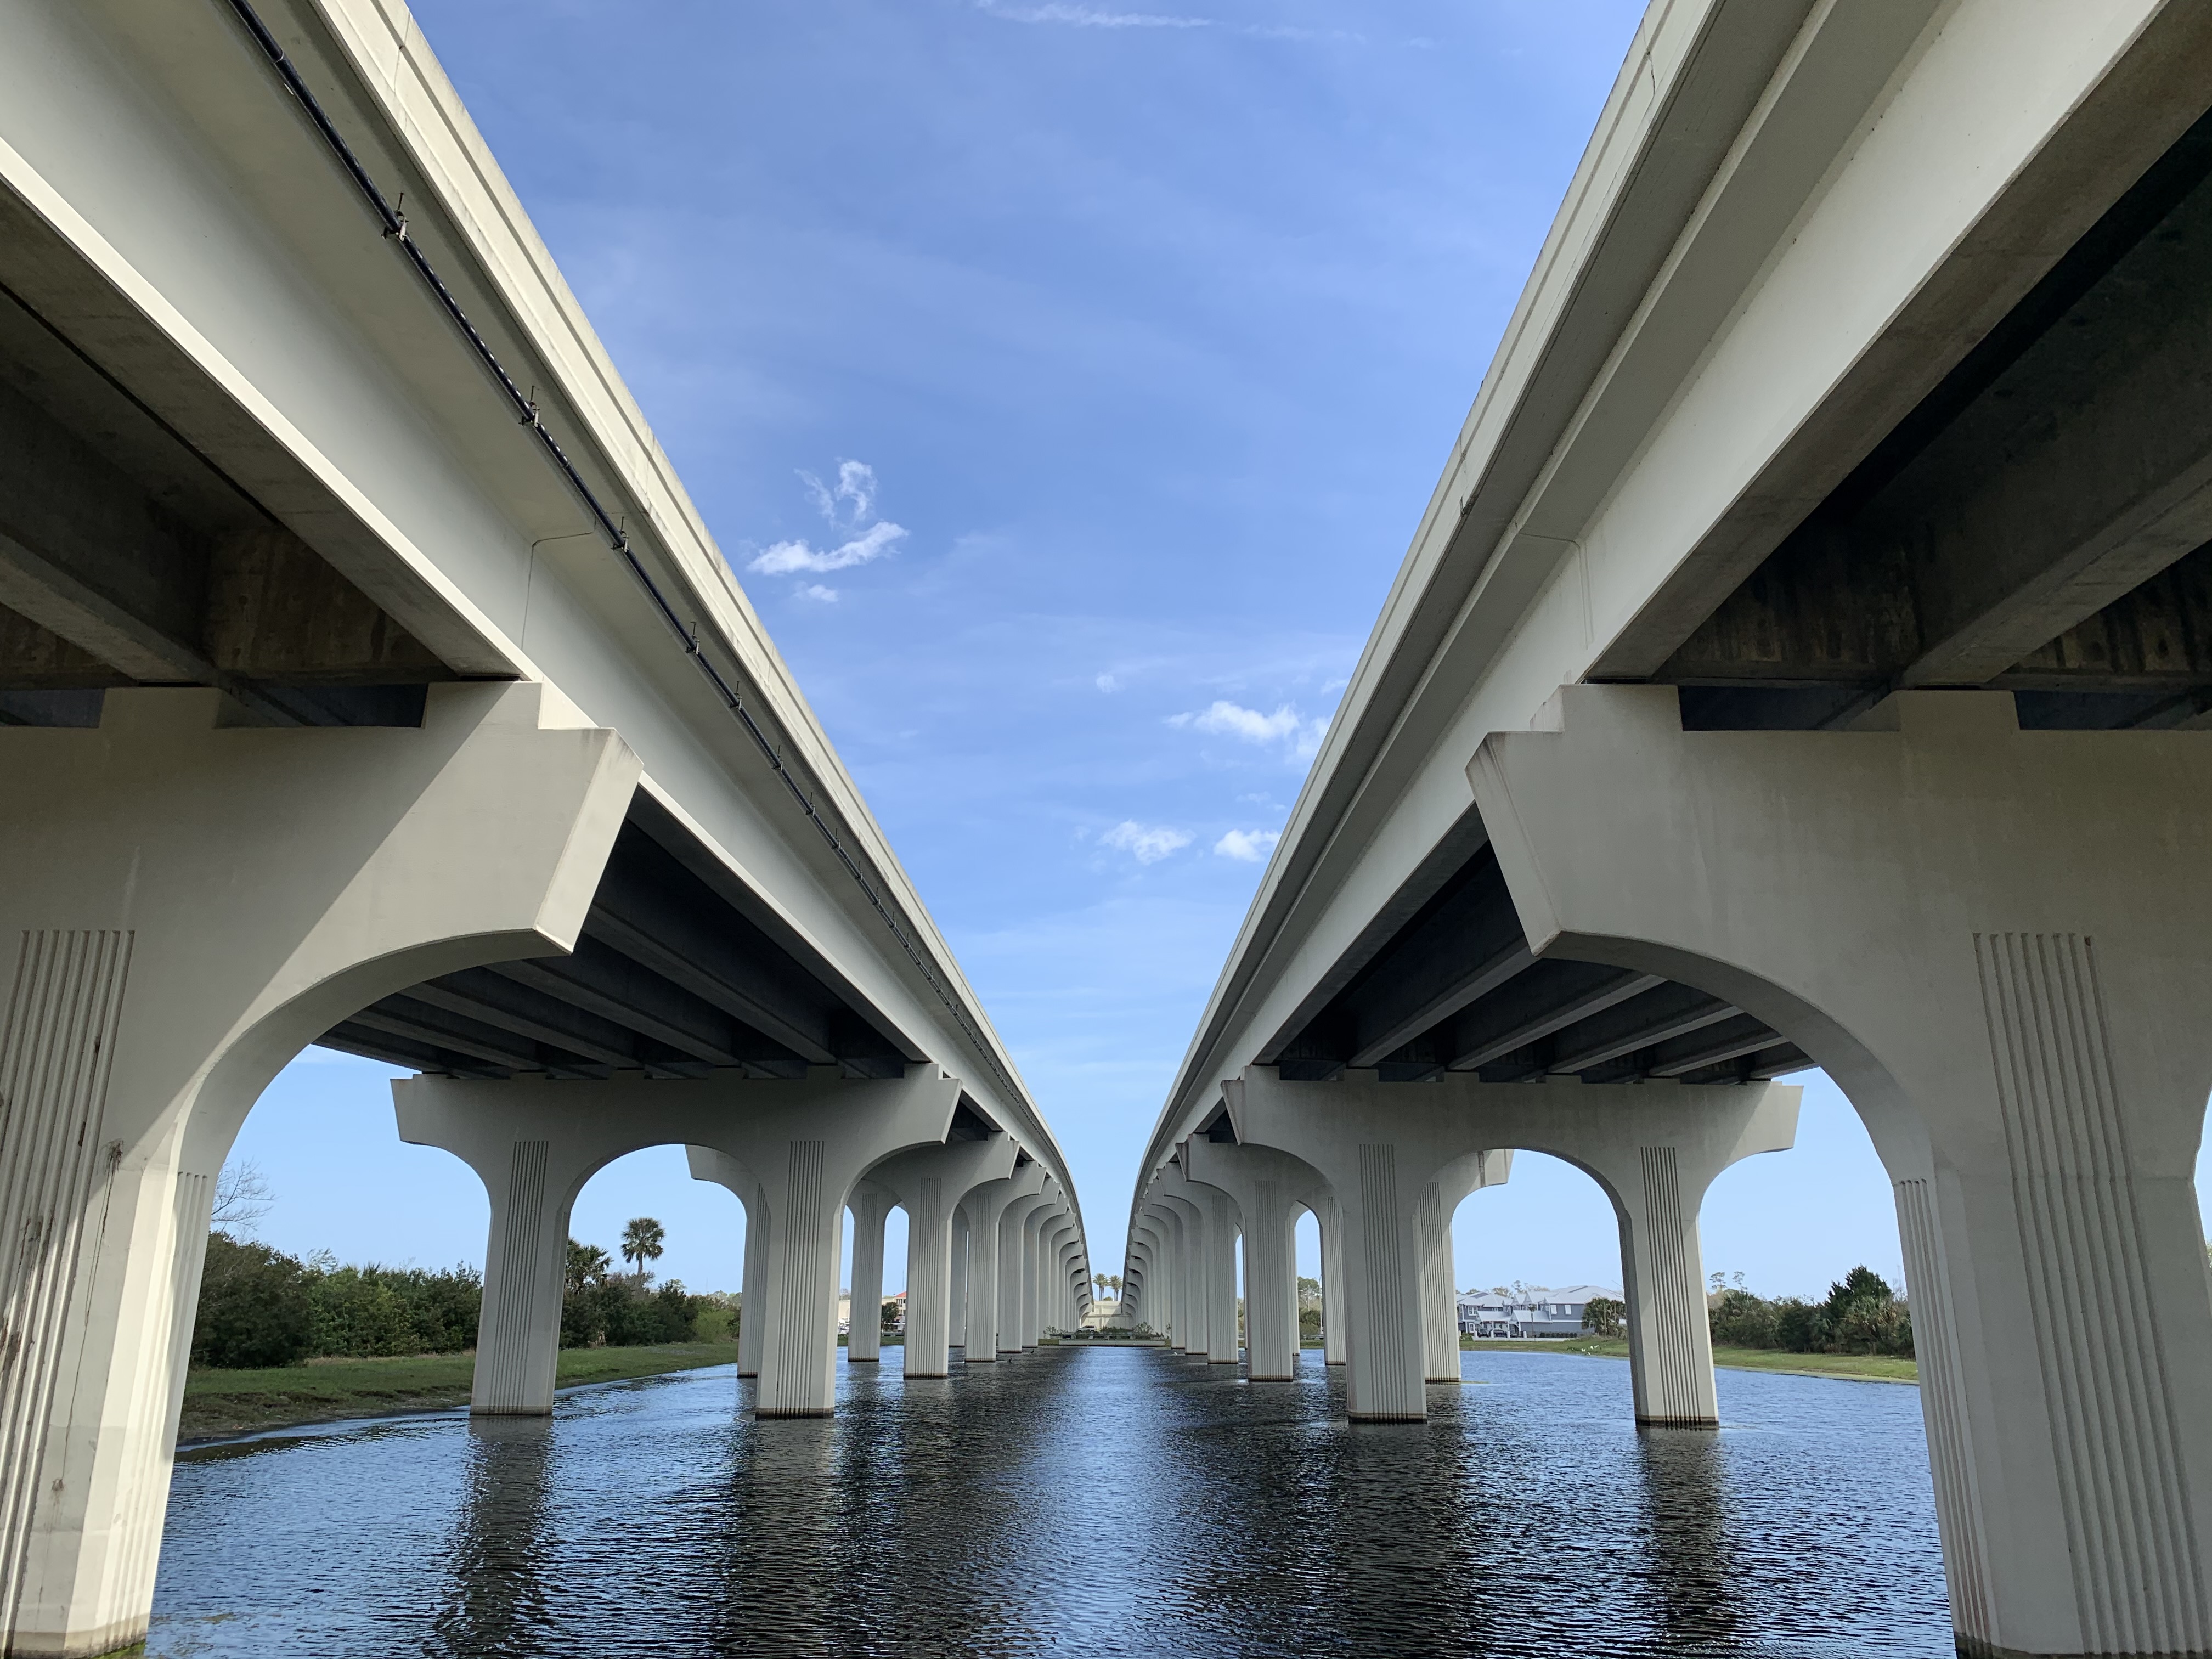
749, 459, 907, 583
1168, 699, 1328, 758
1214, 828, 1278, 862
979, 1, 1209, 27
795, 583, 840, 602
1096, 672, 1121, 692
1101, 820, 1193, 863
975, 2, 1361, 42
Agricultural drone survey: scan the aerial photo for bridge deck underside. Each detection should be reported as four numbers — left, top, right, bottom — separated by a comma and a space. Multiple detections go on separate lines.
1651, 105, 2212, 735
321, 798, 915, 1084
1262, 847, 1805, 1088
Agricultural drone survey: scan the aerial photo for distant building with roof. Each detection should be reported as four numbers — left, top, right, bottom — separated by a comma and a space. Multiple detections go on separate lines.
1458, 1286, 1617, 1339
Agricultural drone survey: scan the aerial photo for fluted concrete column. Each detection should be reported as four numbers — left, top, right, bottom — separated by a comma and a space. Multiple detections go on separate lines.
861, 1135, 1017, 1376
1156, 1165, 1239, 1363
1314, 1197, 1347, 1364
1051, 1227, 1080, 1335
1470, 686, 2212, 1656
0, 683, 639, 1659
1152, 1193, 1207, 1356
844, 1181, 894, 1363
961, 1162, 1045, 1361
1018, 1203, 1061, 1347
1227, 1068, 1792, 1423
1420, 1151, 1513, 1384
1137, 1223, 1167, 1339
1182, 1139, 1324, 1380
413, 1066, 961, 1422
948, 1206, 971, 1350
690, 1150, 768, 1377
997, 1182, 1057, 1356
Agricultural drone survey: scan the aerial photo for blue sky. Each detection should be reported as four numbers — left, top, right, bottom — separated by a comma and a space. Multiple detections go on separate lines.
231, 0, 2066, 1305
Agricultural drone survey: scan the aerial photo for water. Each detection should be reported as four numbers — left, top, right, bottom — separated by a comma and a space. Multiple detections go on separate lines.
149, 1347, 1950, 1658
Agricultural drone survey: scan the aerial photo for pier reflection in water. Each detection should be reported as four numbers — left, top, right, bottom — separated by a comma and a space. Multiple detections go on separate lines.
149, 1347, 1948, 1658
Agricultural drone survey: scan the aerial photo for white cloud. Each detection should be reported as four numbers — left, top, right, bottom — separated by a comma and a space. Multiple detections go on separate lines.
794, 583, 839, 602
750, 517, 906, 575
1096, 672, 1120, 692
800, 459, 879, 527
1101, 820, 1192, 864
750, 458, 907, 582
979, 1, 1209, 26
1169, 699, 1329, 758
1214, 828, 1279, 862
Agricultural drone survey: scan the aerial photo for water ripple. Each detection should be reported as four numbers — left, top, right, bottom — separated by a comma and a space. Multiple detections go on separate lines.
149, 1347, 1950, 1657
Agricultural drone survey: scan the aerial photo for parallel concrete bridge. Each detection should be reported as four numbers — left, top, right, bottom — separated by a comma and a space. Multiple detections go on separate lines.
0, 3, 1088, 1654
1127, 5, 2212, 1657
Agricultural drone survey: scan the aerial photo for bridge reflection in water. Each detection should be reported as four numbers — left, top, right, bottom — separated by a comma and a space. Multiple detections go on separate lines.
149, 1348, 1945, 1658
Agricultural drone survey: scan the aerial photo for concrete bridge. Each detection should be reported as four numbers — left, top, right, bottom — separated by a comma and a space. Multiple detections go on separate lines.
0, 2, 1087, 1654
1127, 4, 2212, 1656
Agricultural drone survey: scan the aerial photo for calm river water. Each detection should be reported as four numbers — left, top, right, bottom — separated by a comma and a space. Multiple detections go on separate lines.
149, 1347, 1949, 1658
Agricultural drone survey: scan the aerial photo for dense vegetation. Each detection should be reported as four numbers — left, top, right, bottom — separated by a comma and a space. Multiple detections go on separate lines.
1707, 1266, 1913, 1357
193, 1234, 484, 1369
192, 1221, 718, 1370
560, 1239, 707, 1348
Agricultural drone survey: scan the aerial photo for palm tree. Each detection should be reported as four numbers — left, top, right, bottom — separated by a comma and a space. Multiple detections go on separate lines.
1108, 1274, 1122, 1296
566, 1239, 611, 1294
620, 1217, 665, 1282
1094, 1272, 1108, 1298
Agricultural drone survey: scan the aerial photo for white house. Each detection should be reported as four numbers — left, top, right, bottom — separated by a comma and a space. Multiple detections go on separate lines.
1458, 1286, 1617, 1339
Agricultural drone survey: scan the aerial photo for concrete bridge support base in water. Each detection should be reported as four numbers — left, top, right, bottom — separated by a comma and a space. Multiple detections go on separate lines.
844, 1182, 896, 1364
0, 683, 641, 1659
1155, 1165, 1240, 1363
958, 1163, 1045, 1361
1182, 1138, 1316, 1379
862, 1137, 1017, 1376
1471, 682, 2212, 1658
400, 1066, 963, 1420
994, 1183, 1059, 1358
1224, 1068, 1796, 1426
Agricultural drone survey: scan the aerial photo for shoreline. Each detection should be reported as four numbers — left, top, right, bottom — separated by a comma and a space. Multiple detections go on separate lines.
1460, 1336, 1918, 1385
180, 1342, 742, 1444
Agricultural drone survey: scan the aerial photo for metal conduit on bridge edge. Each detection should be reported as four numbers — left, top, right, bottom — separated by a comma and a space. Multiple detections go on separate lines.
216, 0, 1042, 1131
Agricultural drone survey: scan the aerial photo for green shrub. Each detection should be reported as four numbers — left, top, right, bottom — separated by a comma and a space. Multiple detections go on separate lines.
193, 1234, 313, 1369
1705, 1267, 1912, 1358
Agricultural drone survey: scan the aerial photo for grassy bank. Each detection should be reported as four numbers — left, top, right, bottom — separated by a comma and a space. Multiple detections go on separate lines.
1463, 1336, 1916, 1384
181, 1341, 740, 1442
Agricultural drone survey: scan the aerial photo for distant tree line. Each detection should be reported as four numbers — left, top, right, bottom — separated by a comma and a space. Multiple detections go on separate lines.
192, 1186, 720, 1369
192, 1234, 484, 1369
1707, 1266, 1913, 1357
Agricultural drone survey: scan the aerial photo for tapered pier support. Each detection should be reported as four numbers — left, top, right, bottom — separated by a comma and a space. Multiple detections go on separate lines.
996, 1181, 1058, 1357
861, 1135, 1018, 1376
1180, 1138, 1324, 1379
0, 683, 640, 1659
960, 1163, 1045, 1361
1226, 1068, 1793, 1424
845, 1182, 894, 1363
1467, 684, 2212, 1656
414, 1065, 961, 1420
1156, 1164, 1240, 1362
